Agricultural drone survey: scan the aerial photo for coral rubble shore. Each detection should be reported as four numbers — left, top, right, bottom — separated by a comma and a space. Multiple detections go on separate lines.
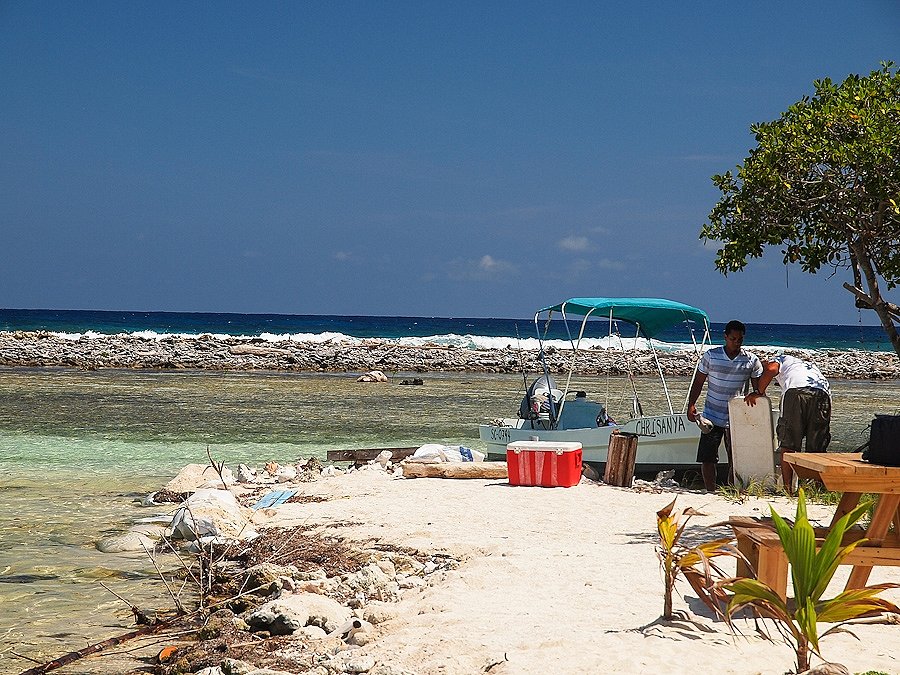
0, 331, 898, 378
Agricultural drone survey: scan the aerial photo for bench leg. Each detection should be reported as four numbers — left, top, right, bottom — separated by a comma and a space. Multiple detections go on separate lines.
736, 534, 757, 579
846, 494, 900, 590
756, 544, 788, 602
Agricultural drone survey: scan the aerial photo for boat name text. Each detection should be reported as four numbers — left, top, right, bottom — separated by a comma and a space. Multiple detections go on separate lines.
634, 416, 686, 438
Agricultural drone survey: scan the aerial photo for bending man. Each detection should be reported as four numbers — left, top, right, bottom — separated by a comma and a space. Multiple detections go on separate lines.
745, 352, 831, 494
687, 320, 762, 491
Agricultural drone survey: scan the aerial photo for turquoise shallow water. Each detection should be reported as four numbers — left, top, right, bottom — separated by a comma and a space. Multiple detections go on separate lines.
0, 368, 898, 670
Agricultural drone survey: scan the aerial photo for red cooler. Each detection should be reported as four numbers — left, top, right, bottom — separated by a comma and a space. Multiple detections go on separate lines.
506, 441, 583, 487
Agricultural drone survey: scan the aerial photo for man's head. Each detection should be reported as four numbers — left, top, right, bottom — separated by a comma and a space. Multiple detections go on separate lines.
723, 320, 746, 354
724, 320, 746, 336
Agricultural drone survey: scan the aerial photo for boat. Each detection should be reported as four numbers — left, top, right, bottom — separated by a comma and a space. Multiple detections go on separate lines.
479, 297, 730, 473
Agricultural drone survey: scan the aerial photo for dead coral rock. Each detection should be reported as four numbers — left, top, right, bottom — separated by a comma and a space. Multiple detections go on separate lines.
246, 596, 310, 636
244, 562, 300, 594
361, 602, 400, 625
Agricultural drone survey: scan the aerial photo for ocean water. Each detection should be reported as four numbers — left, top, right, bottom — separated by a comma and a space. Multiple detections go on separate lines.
0, 310, 898, 670
0, 307, 893, 352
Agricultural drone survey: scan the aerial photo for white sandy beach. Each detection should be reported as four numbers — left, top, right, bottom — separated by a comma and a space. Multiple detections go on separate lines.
241, 469, 900, 675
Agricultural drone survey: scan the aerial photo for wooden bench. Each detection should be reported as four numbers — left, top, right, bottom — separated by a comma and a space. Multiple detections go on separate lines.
729, 517, 789, 600
728, 516, 900, 601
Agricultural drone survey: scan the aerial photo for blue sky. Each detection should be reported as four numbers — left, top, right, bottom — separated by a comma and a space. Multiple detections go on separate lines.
1, 2, 898, 324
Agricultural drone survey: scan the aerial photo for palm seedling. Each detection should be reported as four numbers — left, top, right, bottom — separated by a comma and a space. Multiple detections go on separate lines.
721, 488, 900, 673
656, 497, 741, 620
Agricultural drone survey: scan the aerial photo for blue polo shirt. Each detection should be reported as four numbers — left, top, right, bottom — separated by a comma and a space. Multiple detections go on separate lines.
699, 346, 763, 427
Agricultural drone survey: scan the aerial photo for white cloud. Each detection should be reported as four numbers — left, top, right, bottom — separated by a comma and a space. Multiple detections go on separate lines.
333, 251, 352, 261
446, 255, 516, 281
478, 254, 501, 271
558, 236, 590, 252
596, 258, 627, 271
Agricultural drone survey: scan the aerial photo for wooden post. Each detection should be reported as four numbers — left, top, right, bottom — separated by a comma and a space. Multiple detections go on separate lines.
604, 432, 638, 487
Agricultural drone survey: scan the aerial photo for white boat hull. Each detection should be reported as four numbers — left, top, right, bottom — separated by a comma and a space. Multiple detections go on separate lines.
479, 413, 724, 471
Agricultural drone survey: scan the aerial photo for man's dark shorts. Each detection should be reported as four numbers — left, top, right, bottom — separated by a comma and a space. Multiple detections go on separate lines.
777, 387, 831, 452
696, 424, 732, 463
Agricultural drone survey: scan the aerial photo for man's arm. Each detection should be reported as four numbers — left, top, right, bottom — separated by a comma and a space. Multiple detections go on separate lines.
745, 361, 779, 406
687, 371, 707, 421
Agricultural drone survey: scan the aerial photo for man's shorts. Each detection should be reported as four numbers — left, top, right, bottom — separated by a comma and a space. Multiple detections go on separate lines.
776, 387, 831, 452
696, 424, 732, 463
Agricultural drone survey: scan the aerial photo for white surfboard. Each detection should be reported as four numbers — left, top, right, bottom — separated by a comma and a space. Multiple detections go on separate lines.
728, 395, 777, 488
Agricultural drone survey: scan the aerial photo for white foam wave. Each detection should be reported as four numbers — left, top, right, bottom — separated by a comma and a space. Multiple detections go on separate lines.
46, 329, 709, 351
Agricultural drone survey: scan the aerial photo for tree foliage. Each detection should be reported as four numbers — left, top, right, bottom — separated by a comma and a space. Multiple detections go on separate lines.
703, 62, 900, 357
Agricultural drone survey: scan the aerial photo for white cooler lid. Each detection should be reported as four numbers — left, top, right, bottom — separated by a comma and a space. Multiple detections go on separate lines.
507, 441, 582, 452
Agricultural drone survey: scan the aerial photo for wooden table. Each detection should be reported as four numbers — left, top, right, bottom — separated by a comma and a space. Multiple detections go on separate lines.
784, 452, 900, 589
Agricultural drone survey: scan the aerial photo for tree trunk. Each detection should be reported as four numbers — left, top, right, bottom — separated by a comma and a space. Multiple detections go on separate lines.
663, 572, 674, 620
845, 239, 900, 359
796, 638, 810, 673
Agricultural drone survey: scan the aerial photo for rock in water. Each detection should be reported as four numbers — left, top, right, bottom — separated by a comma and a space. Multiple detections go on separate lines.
357, 370, 388, 382
170, 488, 256, 541
96, 531, 156, 553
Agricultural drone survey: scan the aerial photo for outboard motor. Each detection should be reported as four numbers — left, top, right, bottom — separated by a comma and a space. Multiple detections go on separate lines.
518, 375, 563, 427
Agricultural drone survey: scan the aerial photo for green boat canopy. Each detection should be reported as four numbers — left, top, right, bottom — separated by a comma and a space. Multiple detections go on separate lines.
538, 297, 709, 339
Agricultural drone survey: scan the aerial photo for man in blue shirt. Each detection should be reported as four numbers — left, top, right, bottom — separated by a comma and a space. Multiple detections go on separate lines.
687, 320, 763, 491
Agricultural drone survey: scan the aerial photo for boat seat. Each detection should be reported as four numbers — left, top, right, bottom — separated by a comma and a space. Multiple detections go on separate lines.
558, 399, 606, 430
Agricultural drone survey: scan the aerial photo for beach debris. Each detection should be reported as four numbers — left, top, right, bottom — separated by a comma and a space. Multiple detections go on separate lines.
399, 377, 424, 385
236, 463, 257, 483
156, 645, 179, 663
632, 469, 680, 493
251, 489, 298, 510
356, 369, 388, 382
274, 465, 297, 482
406, 443, 485, 463
140, 489, 190, 506
171, 488, 257, 542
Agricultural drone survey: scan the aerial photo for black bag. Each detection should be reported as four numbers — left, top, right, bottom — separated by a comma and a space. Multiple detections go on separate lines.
862, 414, 900, 466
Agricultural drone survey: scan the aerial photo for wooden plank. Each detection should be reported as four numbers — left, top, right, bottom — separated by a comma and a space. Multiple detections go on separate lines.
843, 547, 900, 567
820, 477, 900, 494
327, 447, 419, 463
401, 462, 508, 480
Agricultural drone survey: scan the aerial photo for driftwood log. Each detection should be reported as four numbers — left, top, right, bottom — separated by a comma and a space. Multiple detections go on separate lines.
401, 462, 509, 479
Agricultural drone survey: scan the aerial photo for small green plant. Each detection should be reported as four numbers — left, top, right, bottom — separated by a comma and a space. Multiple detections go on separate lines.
656, 497, 739, 620
721, 489, 900, 673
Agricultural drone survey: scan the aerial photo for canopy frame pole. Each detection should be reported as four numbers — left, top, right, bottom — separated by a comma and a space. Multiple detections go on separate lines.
628, 324, 644, 418
534, 308, 560, 429
649, 331, 674, 414
605, 308, 613, 409
681, 319, 711, 413
558, 307, 595, 418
